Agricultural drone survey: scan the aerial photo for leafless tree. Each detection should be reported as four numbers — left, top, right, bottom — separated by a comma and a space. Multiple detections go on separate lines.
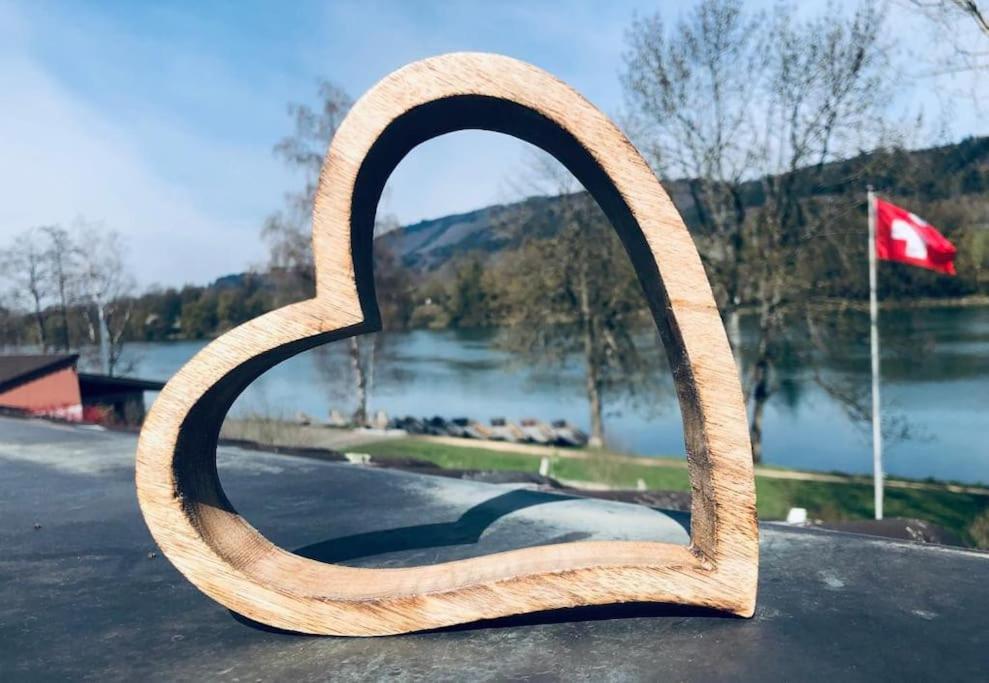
497, 155, 660, 448
624, 1, 893, 462
265, 81, 368, 422
308, 225, 413, 426
264, 80, 353, 303
743, 3, 892, 461
882, 0, 988, 151
268, 80, 413, 425
75, 221, 137, 376
623, 0, 765, 351
905, 0, 989, 44
954, 0, 989, 36
0, 229, 52, 350
40, 225, 79, 350
0, 293, 23, 348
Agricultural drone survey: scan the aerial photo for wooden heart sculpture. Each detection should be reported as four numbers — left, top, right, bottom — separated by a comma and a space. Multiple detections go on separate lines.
136, 53, 758, 636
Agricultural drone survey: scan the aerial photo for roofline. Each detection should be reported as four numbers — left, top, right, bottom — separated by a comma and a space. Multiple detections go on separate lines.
77, 373, 165, 391
0, 354, 79, 394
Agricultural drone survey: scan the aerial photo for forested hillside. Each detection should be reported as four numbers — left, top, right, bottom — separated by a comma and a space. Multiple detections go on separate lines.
379, 136, 989, 300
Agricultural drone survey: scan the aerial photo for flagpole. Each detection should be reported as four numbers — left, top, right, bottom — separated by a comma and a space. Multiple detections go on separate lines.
867, 186, 884, 520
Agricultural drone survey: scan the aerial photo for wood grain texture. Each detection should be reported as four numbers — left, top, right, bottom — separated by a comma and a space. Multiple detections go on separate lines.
135, 52, 758, 636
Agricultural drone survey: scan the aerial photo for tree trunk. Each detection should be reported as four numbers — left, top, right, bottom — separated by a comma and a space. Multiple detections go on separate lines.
97, 299, 111, 376
747, 300, 775, 464
745, 286, 777, 464
578, 269, 605, 448
585, 359, 604, 449
366, 335, 377, 418
59, 307, 70, 349
749, 354, 770, 464
56, 275, 70, 351
31, 296, 47, 352
726, 306, 742, 371
106, 304, 131, 377
349, 337, 368, 426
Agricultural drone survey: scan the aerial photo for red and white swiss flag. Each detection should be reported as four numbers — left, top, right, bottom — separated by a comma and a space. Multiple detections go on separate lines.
875, 198, 957, 275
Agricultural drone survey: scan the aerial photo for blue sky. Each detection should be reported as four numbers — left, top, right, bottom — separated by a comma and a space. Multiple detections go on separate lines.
2, 1, 986, 286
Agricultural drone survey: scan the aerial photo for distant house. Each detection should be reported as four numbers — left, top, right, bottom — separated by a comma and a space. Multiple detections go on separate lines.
0, 354, 164, 425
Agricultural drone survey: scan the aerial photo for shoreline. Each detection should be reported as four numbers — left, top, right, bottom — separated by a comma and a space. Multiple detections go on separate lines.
802, 293, 989, 312
22, 295, 984, 346
220, 417, 989, 547
220, 418, 989, 493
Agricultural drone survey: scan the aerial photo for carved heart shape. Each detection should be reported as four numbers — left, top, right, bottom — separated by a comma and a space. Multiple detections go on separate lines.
136, 53, 758, 636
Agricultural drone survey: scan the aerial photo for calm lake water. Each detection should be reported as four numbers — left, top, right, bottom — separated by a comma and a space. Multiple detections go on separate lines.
122, 306, 989, 485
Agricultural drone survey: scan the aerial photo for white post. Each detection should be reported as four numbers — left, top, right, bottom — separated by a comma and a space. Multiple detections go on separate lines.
867, 187, 884, 520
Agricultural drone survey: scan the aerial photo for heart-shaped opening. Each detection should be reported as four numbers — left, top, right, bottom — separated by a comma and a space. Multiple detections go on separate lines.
136, 53, 757, 636
216, 131, 691, 568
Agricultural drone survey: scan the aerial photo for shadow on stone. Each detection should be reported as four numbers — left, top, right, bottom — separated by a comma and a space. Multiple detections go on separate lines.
292, 489, 577, 564
291, 488, 689, 564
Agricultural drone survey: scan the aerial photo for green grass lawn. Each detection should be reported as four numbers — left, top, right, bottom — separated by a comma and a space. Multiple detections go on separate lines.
358, 438, 989, 547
